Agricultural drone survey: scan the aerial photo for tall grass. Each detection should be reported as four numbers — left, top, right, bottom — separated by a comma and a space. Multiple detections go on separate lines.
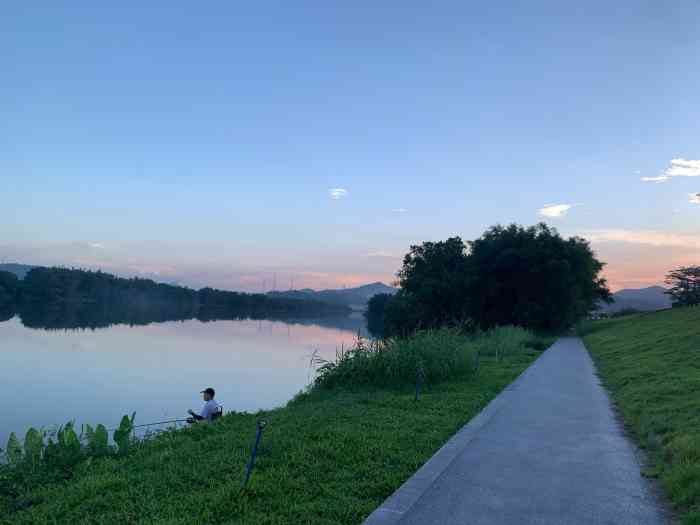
314, 326, 540, 390
472, 325, 535, 361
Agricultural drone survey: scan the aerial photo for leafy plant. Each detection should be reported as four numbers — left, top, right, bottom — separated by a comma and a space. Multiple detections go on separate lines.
113, 412, 136, 455
44, 423, 82, 476
5, 433, 22, 466
83, 424, 110, 457
22, 429, 43, 470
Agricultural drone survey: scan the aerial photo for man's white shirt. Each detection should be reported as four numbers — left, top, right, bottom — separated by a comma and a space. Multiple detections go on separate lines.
199, 399, 220, 420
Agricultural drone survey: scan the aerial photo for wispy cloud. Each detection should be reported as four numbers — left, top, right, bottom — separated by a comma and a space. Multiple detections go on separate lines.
89, 243, 105, 249
329, 188, 348, 200
538, 203, 576, 218
641, 176, 669, 183
582, 229, 700, 250
690, 193, 700, 204
641, 158, 700, 183
391, 208, 407, 213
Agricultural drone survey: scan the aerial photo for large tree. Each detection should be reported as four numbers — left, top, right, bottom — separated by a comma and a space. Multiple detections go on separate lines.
467, 223, 611, 331
395, 236, 471, 331
665, 266, 700, 307
383, 224, 611, 335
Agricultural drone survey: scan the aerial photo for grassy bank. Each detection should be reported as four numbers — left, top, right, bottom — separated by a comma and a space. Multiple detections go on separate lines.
1, 328, 545, 524
581, 306, 700, 525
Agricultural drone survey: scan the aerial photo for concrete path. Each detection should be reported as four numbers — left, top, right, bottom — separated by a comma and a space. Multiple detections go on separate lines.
364, 337, 670, 525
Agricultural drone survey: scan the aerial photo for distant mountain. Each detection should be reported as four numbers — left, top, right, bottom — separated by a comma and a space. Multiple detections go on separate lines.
0, 263, 37, 279
597, 286, 671, 314
267, 282, 397, 310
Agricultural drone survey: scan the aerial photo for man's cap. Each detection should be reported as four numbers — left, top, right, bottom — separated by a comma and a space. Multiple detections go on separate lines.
201, 387, 215, 396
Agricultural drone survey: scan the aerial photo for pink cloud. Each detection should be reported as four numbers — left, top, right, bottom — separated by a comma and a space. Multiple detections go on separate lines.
583, 230, 700, 291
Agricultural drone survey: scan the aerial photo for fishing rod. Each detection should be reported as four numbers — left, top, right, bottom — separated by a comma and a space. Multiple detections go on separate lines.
105, 418, 189, 433
131, 419, 189, 430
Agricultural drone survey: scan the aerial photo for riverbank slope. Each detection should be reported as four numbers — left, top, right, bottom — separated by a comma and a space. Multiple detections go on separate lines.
582, 306, 700, 525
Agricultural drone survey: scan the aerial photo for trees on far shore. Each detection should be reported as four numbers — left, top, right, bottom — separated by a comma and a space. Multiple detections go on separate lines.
6, 267, 350, 329
0, 270, 19, 306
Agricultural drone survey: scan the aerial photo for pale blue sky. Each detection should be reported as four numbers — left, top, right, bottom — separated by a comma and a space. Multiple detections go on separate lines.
2, 2, 699, 290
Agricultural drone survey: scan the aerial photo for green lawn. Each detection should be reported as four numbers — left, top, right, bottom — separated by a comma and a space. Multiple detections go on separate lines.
1, 349, 539, 524
582, 306, 700, 525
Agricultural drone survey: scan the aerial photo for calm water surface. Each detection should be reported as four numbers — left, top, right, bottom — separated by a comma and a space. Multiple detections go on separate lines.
0, 315, 366, 445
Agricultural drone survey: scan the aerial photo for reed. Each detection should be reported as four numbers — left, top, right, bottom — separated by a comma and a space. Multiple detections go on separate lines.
313, 326, 540, 390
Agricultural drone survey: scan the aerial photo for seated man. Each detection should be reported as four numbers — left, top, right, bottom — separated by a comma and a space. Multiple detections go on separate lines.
187, 387, 221, 423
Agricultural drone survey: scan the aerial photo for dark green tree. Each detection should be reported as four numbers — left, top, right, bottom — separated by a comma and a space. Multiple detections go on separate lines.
467, 223, 611, 331
387, 224, 611, 335
665, 266, 700, 307
0, 270, 20, 306
364, 293, 393, 337
382, 292, 425, 337
394, 237, 471, 330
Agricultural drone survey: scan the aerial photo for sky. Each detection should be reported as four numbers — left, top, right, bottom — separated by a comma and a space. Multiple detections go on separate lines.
1, 1, 699, 292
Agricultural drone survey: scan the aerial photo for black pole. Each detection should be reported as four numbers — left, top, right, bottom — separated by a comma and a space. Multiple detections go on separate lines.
242, 420, 267, 488
415, 368, 422, 402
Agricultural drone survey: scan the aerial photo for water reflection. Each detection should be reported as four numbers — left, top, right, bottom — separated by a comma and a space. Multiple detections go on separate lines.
10, 298, 368, 333
0, 313, 367, 447
0, 304, 13, 323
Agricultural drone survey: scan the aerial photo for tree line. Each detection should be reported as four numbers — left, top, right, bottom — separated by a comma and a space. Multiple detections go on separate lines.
0, 267, 350, 329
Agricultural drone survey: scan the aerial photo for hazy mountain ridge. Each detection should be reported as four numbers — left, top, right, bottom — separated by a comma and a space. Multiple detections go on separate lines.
597, 286, 671, 313
0, 263, 37, 279
267, 282, 397, 309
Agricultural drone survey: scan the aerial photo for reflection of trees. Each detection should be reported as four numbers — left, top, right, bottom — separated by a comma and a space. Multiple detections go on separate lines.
11, 266, 353, 330
0, 303, 15, 323
16, 300, 367, 332
18, 300, 196, 330
271, 314, 368, 335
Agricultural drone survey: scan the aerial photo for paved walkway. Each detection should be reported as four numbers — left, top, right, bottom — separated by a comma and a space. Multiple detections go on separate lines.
364, 337, 669, 525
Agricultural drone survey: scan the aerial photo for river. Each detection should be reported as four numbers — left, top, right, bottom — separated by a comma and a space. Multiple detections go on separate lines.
0, 314, 367, 446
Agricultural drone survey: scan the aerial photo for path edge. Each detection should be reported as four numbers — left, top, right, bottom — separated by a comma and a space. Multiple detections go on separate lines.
362, 339, 560, 525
